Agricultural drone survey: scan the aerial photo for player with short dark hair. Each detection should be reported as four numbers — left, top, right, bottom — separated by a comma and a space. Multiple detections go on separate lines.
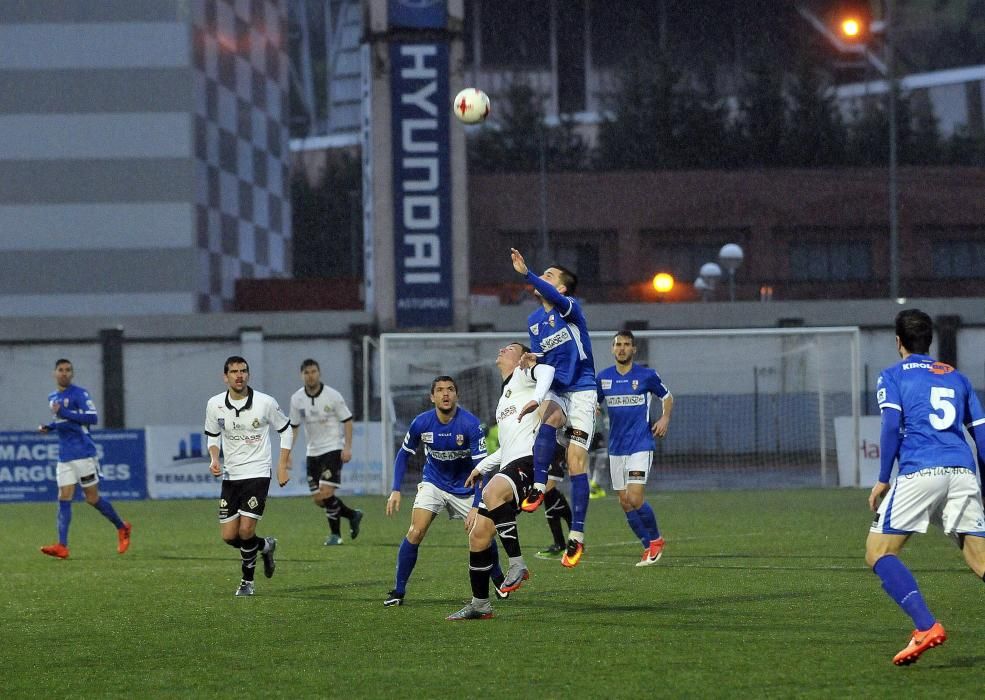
39, 359, 131, 559
205, 356, 293, 596
447, 342, 556, 620
868, 308, 985, 665
597, 330, 674, 566
282, 358, 363, 545
384, 376, 502, 606
511, 248, 598, 568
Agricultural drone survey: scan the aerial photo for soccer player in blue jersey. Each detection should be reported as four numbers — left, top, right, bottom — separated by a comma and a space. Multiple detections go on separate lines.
597, 331, 674, 566
511, 248, 598, 568
38, 359, 131, 559
868, 309, 985, 666
384, 375, 505, 606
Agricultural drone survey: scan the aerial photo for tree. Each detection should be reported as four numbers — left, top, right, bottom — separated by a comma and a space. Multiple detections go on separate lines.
784, 60, 848, 166
467, 83, 589, 173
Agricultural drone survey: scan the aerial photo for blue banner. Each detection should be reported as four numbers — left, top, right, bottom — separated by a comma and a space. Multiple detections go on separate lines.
0, 430, 147, 502
388, 0, 446, 29
390, 40, 452, 327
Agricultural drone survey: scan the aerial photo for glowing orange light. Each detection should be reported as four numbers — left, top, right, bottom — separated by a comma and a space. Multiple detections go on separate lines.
652, 273, 674, 294
840, 17, 861, 38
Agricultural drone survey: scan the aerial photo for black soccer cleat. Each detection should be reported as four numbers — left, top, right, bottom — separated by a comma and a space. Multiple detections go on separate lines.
349, 510, 364, 541
383, 590, 405, 607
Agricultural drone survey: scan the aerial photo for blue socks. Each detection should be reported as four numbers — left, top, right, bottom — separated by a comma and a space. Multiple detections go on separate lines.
570, 473, 589, 533
92, 497, 125, 529
394, 538, 420, 595
532, 425, 557, 486
873, 554, 936, 630
57, 500, 72, 545
625, 509, 649, 548
637, 502, 661, 541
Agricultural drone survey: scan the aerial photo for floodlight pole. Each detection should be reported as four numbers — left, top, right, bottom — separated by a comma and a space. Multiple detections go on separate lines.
796, 1, 899, 299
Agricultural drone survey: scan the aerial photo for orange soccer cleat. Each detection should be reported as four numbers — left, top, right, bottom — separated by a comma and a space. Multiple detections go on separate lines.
636, 537, 665, 567
561, 538, 584, 568
41, 543, 70, 559
892, 621, 947, 666
519, 488, 545, 513
117, 521, 132, 554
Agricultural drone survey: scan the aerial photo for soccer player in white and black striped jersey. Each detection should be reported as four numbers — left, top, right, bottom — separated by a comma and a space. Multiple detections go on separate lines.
204, 356, 293, 597
447, 342, 555, 620
283, 359, 362, 546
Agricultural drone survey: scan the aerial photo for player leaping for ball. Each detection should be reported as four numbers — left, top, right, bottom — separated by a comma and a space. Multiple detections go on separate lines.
511, 248, 598, 568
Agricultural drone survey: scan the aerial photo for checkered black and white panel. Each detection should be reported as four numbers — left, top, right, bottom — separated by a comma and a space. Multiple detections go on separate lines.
192, 0, 292, 312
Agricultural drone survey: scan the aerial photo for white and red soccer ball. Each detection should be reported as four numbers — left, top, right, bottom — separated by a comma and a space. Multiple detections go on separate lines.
453, 88, 490, 124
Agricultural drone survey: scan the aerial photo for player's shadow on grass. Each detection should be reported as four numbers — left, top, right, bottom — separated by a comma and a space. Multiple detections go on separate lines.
932, 654, 985, 669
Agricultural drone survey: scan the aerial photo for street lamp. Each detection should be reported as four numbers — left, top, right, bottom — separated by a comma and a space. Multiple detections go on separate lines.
698, 262, 722, 302
796, 1, 900, 299
718, 243, 744, 302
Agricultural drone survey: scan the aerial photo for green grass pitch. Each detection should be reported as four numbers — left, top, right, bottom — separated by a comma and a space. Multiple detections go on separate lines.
3, 488, 983, 698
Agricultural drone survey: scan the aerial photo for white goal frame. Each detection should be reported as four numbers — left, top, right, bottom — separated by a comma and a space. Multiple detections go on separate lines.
372, 327, 861, 492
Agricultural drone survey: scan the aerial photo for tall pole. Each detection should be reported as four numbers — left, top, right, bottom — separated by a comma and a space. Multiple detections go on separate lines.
886, 0, 900, 299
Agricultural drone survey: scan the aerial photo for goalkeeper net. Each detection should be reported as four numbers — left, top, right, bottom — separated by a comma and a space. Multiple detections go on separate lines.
371, 327, 860, 492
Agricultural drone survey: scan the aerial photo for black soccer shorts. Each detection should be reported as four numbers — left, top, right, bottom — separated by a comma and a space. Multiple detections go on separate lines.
218, 477, 271, 522
306, 450, 343, 491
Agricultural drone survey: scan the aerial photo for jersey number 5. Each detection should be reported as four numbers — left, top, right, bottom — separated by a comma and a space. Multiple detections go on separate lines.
929, 387, 956, 430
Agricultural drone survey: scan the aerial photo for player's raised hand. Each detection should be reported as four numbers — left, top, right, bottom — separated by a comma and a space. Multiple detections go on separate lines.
386, 490, 401, 516
464, 468, 482, 488
510, 248, 528, 275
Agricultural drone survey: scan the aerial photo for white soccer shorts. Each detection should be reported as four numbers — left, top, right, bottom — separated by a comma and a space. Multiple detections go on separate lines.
545, 388, 597, 449
609, 451, 653, 491
871, 467, 985, 536
56, 457, 100, 488
412, 481, 475, 520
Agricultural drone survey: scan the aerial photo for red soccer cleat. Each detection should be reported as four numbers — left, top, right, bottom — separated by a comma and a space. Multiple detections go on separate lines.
117, 521, 132, 554
41, 543, 70, 559
892, 622, 947, 666
635, 537, 665, 567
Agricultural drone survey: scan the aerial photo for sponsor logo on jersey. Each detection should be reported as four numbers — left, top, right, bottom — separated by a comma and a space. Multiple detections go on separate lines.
631, 380, 639, 390
606, 395, 646, 407
428, 448, 471, 460
902, 361, 954, 374
218, 418, 225, 429
498, 404, 517, 421
548, 314, 555, 327
478, 436, 486, 451
63, 398, 69, 407
877, 388, 887, 403
252, 418, 261, 428
421, 431, 433, 443
539, 327, 572, 352
456, 433, 464, 446
529, 323, 539, 336
505, 389, 511, 398
600, 378, 612, 390
299, 408, 306, 418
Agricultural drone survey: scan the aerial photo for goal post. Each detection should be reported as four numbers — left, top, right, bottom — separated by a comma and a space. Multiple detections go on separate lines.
370, 327, 861, 492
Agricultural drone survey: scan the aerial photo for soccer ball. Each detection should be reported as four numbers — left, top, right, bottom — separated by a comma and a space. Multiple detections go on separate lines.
453, 88, 490, 124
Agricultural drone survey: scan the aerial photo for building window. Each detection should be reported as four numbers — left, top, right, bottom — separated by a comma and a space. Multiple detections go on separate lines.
476, 0, 550, 68
789, 241, 872, 281
932, 239, 985, 278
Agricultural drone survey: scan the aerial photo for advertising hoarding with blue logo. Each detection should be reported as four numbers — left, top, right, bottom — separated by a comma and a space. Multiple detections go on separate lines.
0, 430, 146, 502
